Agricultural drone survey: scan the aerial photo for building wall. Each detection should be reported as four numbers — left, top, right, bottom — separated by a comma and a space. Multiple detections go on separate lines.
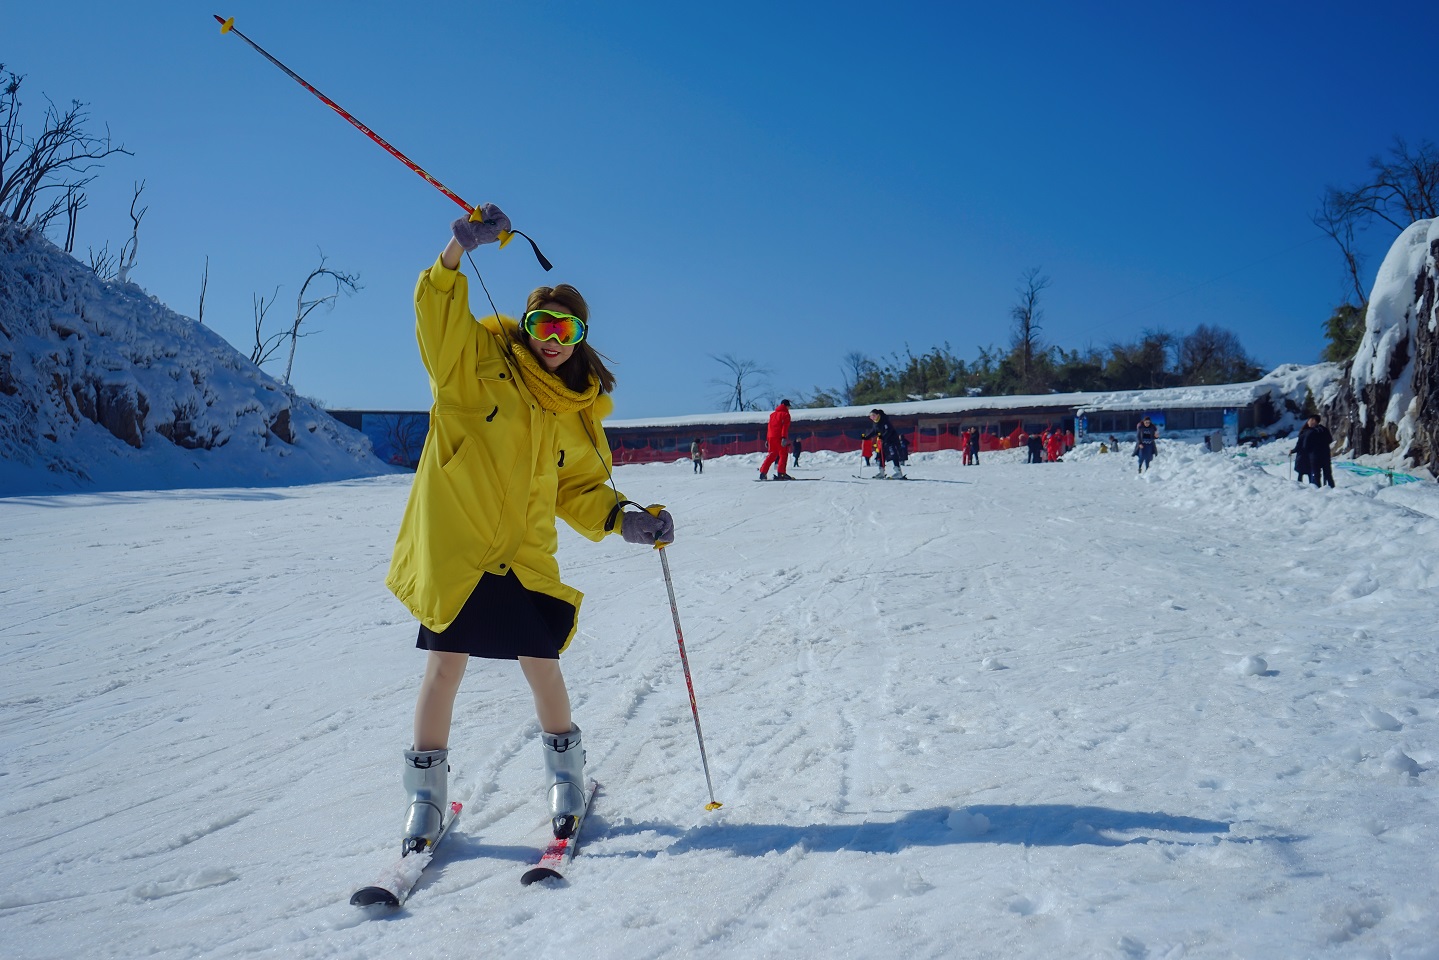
328, 400, 1262, 468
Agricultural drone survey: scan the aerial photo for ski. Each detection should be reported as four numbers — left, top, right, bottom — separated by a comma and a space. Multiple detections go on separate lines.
350, 800, 464, 908
521, 780, 599, 886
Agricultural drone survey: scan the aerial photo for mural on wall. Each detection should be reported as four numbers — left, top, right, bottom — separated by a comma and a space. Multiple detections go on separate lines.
359, 412, 429, 469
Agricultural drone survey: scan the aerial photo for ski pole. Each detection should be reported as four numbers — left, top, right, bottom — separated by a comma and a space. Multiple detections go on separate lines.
213, 14, 551, 270
646, 506, 722, 811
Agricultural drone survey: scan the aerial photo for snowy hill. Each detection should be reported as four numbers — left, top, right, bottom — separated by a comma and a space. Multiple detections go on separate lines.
0, 218, 393, 496
2, 446, 1436, 958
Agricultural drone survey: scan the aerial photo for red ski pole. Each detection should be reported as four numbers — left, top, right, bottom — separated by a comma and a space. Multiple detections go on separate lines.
647, 506, 723, 811
213, 14, 550, 270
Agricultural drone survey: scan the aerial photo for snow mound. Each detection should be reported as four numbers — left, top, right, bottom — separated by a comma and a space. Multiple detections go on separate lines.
0, 218, 394, 496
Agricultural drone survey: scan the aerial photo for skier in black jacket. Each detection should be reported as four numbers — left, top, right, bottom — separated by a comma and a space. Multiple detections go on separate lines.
861, 409, 907, 479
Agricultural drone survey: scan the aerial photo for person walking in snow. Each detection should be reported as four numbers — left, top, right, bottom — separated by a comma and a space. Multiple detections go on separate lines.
690, 438, 704, 474
384, 205, 676, 855
1294, 415, 1335, 488
792, 437, 804, 466
1026, 431, 1044, 464
861, 408, 907, 478
1135, 415, 1159, 473
758, 399, 793, 480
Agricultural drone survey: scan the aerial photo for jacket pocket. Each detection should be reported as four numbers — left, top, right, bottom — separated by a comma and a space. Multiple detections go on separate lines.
441, 435, 473, 475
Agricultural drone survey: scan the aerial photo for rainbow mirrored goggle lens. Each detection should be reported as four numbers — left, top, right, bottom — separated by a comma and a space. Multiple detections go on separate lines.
522, 309, 587, 346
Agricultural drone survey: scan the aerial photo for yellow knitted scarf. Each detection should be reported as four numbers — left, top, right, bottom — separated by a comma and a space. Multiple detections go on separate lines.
508, 335, 600, 413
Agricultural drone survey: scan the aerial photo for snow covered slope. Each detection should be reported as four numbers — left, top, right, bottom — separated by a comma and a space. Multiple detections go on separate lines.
1, 445, 1435, 958
0, 218, 393, 495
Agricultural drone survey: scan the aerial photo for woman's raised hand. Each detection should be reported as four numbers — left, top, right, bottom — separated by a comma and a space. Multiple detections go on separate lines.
451, 202, 512, 251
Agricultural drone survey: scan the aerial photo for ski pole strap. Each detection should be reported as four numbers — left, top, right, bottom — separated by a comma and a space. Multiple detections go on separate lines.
510, 230, 553, 272
603, 499, 644, 534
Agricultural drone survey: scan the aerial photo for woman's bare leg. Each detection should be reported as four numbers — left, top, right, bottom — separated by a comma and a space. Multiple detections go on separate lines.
413, 651, 469, 750
519, 656, 572, 734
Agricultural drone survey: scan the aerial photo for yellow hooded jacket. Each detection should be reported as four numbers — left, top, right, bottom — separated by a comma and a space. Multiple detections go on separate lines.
385, 257, 625, 649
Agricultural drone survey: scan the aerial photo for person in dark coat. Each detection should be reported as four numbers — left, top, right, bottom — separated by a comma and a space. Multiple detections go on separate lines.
861, 409, 906, 478
1026, 431, 1044, 464
968, 427, 981, 465
1294, 415, 1335, 488
1135, 416, 1159, 473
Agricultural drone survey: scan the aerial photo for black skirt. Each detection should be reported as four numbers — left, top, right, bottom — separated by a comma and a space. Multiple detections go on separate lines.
416, 569, 576, 660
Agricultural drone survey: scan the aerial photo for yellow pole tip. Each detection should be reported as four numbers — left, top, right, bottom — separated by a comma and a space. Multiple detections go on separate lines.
220, 16, 235, 33
497, 229, 515, 248
705, 801, 723, 811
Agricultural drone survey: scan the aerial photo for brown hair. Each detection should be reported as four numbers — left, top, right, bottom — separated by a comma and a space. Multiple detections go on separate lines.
522, 284, 616, 394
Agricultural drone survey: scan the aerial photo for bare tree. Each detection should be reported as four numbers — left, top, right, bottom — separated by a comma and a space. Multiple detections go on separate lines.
283, 252, 361, 383
709, 353, 770, 411
1010, 267, 1051, 392
1175, 324, 1262, 385
87, 242, 118, 281
1312, 190, 1370, 310
114, 180, 146, 284
250, 286, 285, 366
839, 350, 869, 405
0, 65, 131, 234
62, 183, 84, 253
197, 256, 209, 326
1314, 137, 1439, 309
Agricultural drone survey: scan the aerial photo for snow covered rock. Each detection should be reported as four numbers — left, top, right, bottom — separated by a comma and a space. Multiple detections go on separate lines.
1332, 217, 1439, 475
0, 218, 394, 495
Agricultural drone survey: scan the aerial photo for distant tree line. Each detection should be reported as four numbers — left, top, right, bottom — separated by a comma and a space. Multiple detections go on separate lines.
795, 323, 1264, 409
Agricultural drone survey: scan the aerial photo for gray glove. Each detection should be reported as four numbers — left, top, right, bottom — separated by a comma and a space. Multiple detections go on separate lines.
621, 507, 675, 546
451, 202, 512, 251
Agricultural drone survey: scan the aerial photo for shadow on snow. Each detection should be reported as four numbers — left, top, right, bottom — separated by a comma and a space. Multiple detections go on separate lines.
591, 804, 1301, 858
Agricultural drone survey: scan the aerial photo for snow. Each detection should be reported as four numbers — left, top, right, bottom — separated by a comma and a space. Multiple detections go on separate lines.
2, 443, 1438, 958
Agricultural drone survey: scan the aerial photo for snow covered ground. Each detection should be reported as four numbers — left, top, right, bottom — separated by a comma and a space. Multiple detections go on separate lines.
2, 442, 1437, 959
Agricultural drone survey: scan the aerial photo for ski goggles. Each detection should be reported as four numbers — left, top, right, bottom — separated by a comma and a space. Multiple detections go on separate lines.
522, 309, 587, 346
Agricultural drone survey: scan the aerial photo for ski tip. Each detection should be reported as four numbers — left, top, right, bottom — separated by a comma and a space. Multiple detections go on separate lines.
350, 886, 400, 908
521, 867, 564, 886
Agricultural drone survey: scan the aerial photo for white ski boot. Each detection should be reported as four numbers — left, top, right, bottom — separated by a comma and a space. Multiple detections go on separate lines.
402, 747, 449, 856
541, 725, 586, 838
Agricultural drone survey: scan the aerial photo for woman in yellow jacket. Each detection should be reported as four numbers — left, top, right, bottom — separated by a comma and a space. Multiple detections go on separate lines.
386, 204, 675, 852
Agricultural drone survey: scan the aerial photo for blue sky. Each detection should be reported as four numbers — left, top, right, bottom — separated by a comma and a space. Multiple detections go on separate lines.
7, 1, 1436, 418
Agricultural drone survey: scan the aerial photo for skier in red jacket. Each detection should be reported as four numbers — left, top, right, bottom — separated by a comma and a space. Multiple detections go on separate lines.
758, 399, 793, 480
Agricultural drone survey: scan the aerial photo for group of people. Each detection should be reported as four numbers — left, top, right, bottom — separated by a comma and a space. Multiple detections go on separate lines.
1293, 414, 1335, 487
751, 402, 910, 480
960, 426, 982, 466
360, 200, 1362, 871
1020, 427, 1074, 464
